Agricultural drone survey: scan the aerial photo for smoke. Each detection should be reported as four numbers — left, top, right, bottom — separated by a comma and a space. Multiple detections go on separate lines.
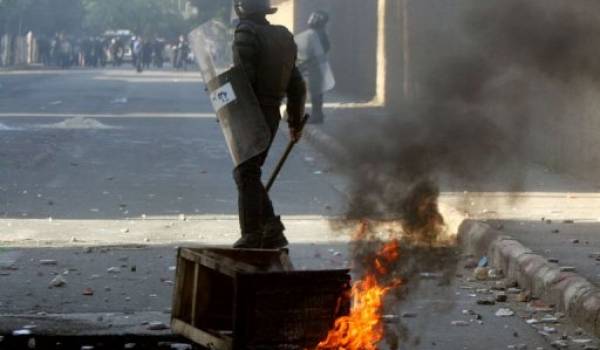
325, 0, 600, 232
320, 2, 600, 347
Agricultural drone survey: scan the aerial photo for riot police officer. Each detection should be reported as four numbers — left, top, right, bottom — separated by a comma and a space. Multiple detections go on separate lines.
232, 0, 306, 249
296, 11, 334, 124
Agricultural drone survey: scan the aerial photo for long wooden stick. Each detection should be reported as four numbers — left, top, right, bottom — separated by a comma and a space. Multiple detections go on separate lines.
266, 114, 310, 193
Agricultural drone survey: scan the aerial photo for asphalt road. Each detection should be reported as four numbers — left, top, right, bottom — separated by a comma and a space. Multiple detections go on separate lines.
0, 68, 598, 349
0, 69, 345, 220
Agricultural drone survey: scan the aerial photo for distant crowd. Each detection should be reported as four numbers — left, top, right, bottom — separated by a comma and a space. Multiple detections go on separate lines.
36, 33, 193, 70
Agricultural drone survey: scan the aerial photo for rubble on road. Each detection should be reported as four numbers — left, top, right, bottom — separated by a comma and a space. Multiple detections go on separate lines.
477, 298, 495, 305
111, 97, 128, 104
12, 329, 32, 336
420, 272, 444, 279
107, 267, 121, 274
539, 316, 559, 324
517, 291, 532, 303
474, 266, 489, 280
170, 344, 193, 350
496, 293, 508, 302
559, 266, 576, 272
49, 275, 67, 287
147, 321, 169, 331
40, 259, 58, 266
382, 315, 402, 323
464, 258, 478, 269
495, 308, 515, 317
550, 340, 568, 348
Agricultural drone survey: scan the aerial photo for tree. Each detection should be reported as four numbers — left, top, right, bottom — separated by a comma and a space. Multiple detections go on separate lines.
187, 0, 231, 23
0, 0, 230, 39
82, 0, 199, 39
0, 0, 83, 37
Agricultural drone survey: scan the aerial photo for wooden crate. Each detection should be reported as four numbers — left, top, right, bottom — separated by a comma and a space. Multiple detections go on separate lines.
171, 247, 351, 350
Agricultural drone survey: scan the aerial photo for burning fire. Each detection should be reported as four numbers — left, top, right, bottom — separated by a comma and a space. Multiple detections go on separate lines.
316, 223, 402, 350
316, 182, 451, 349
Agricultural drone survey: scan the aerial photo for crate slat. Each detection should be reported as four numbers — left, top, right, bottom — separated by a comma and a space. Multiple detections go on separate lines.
172, 318, 233, 350
172, 247, 351, 350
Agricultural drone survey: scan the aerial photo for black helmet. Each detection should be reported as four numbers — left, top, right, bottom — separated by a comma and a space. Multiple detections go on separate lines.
234, 0, 277, 16
307, 11, 330, 28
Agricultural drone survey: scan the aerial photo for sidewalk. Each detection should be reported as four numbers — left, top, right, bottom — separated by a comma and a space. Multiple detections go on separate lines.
0, 64, 47, 71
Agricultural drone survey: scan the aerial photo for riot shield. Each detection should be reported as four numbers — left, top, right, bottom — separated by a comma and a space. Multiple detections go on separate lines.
189, 21, 271, 166
295, 29, 336, 94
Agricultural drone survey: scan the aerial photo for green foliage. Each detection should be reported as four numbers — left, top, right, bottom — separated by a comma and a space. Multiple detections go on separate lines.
81, 0, 231, 38
82, 0, 189, 38
1, 0, 230, 38
188, 0, 231, 23
1, 0, 84, 36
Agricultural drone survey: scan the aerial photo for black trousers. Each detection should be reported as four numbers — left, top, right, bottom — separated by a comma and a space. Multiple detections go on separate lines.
311, 91, 324, 122
233, 106, 280, 236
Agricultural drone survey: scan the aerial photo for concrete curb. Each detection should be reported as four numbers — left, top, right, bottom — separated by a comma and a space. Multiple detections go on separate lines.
459, 220, 600, 337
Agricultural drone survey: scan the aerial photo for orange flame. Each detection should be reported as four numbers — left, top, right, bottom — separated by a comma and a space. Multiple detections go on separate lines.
316, 238, 402, 350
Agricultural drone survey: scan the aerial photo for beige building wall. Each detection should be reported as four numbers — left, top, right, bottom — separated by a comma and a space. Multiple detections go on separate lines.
269, 0, 295, 29
292, 0, 380, 101
271, 0, 409, 111
269, 0, 600, 182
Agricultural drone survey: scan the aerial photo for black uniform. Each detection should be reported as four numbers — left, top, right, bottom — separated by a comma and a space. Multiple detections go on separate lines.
233, 15, 306, 248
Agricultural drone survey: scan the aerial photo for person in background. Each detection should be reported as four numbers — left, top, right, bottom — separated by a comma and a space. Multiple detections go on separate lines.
174, 35, 189, 70
132, 37, 143, 72
152, 38, 165, 68
295, 11, 334, 124
37, 36, 51, 66
142, 38, 153, 69
110, 38, 124, 67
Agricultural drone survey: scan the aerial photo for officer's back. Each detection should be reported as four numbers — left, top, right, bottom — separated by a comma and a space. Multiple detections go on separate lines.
232, 0, 305, 127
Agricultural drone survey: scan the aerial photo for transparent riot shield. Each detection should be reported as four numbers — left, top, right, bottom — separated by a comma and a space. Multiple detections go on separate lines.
295, 29, 336, 94
189, 21, 271, 167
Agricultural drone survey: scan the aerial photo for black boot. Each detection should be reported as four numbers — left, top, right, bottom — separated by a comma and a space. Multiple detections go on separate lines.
262, 216, 288, 249
233, 233, 262, 249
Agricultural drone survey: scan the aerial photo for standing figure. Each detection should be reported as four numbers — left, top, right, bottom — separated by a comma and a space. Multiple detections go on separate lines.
132, 37, 143, 72
231, 0, 306, 248
142, 38, 153, 69
174, 35, 189, 70
58, 35, 72, 69
37, 36, 51, 66
153, 38, 165, 68
110, 38, 124, 67
295, 11, 335, 124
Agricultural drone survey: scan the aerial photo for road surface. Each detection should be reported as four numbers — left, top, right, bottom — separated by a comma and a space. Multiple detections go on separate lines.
0, 68, 597, 349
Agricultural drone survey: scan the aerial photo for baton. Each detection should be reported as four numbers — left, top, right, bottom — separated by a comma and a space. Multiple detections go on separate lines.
266, 114, 311, 193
